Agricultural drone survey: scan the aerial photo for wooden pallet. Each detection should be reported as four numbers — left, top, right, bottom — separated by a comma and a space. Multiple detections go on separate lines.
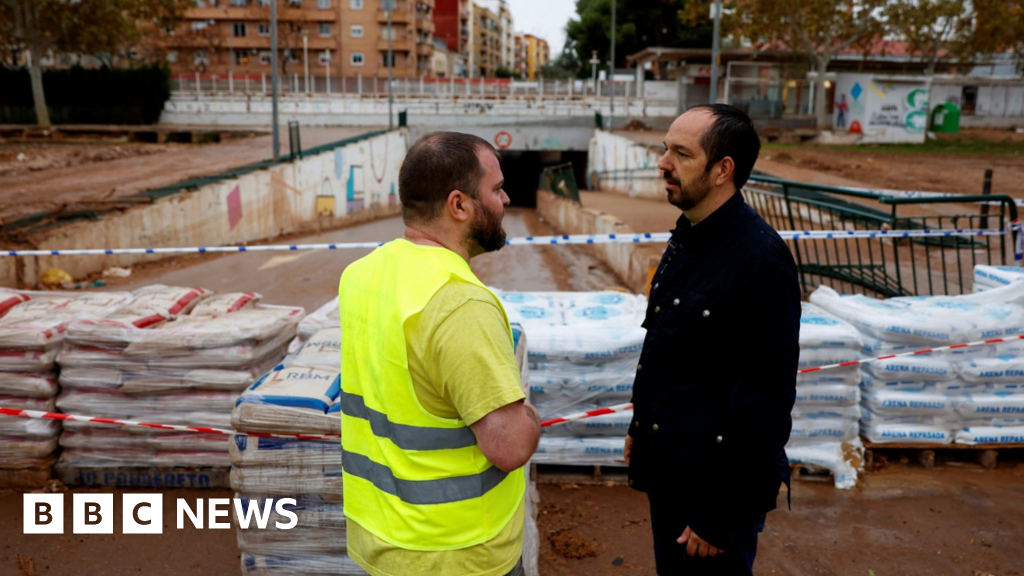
533, 463, 628, 486
55, 466, 230, 489
863, 442, 1024, 470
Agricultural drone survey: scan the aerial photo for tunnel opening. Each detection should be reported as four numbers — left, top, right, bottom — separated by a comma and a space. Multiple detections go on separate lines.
499, 150, 589, 208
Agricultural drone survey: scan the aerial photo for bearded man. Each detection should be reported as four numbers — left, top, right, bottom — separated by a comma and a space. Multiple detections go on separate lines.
338, 132, 540, 576
624, 104, 801, 575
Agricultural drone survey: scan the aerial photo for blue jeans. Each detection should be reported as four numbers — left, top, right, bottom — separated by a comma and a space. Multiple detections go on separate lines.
647, 491, 764, 575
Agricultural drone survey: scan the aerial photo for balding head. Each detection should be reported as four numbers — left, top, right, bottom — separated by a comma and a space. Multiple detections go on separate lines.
399, 132, 500, 225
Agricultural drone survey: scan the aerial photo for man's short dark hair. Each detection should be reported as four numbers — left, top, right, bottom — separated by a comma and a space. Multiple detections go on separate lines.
687, 103, 761, 191
399, 131, 498, 224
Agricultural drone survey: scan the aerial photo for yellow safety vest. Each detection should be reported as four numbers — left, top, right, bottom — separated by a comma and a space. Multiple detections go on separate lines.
338, 238, 525, 551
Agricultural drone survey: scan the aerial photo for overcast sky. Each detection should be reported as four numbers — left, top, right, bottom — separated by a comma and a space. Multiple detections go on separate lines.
509, 0, 575, 55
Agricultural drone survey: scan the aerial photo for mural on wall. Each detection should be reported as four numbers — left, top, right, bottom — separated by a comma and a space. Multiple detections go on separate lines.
227, 185, 243, 231
833, 74, 929, 143
347, 165, 365, 212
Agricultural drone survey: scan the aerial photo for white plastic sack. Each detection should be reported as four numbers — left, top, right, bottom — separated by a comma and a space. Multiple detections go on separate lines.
0, 371, 58, 398
232, 365, 340, 435
861, 388, 954, 417
954, 392, 1024, 420
955, 425, 1024, 445
861, 422, 952, 444
531, 436, 625, 465
785, 440, 861, 489
959, 356, 1024, 385
297, 297, 340, 341
861, 355, 956, 382
973, 265, 1024, 291
123, 306, 303, 354
798, 347, 858, 370
190, 292, 262, 317
788, 417, 859, 444
229, 434, 341, 467
230, 465, 342, 501
795, 384, 860, 407
292, 329, 342, 372
799, 302, 862, 349
543, 410, 632, 438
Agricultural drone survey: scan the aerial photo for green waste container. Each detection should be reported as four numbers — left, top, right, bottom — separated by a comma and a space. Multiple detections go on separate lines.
930, 101, 960, 133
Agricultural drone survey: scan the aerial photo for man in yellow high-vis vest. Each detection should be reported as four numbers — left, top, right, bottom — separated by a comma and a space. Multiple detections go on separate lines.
338, 131, 542, 576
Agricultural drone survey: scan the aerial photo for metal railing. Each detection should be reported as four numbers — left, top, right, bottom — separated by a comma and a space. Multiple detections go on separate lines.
540, 163, 580, 204
744, 175, 1018, 297
589, 169, 1020, 297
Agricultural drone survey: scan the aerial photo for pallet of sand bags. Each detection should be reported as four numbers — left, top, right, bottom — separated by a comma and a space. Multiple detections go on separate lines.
123, 303, 303, 354
60, 429, 230, 452
56, 388, 238, 418
57, 355, 283, 395
236, 526, 348, 556
531, 436, 626, 465
787, 417, 860, 444
229, 434, 341, 468
54, 461, 230, 488
232, 365, 340, 435
0, 371, 58, 398
229, 465, 342, 501
0, 291, 131, 349
973, 264, 1024, 293
241, 552, 366, 576
291, 328, 341, 372
541, 409, 632, 438
58, 330, 294, 370
234, 494, 347, 529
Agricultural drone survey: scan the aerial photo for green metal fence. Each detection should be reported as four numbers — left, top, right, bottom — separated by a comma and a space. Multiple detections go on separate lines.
589, 169, 1020, 297
540, 163, 581, 204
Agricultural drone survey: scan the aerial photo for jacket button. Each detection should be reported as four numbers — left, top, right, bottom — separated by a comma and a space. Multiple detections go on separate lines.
653, 283, 659, 290
654, 306, 661, 313
702, 310, 710, 318
634, 419, 640, 428
716, 435, 723, 444
652, 423, 659, 432
628, 479, 634, 486
673, 298, 680, 306
637, 364, 642, 372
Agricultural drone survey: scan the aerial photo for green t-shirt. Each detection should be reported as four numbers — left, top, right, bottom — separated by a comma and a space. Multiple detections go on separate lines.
347, 280, 527, 576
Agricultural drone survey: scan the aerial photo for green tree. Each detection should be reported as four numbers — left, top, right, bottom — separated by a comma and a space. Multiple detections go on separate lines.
0, 0, 187, 128
883, 0, 980, 76
565, 0, 713, 75
495, 65, 517, 78
973, 0, 1024, 73
735, 0, 885, 130
540, 50, 583, 80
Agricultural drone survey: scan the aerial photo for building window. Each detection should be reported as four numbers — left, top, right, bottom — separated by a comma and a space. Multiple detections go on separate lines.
259, 51, 272, 65
230, 0, 248, 6
350, 0, 363, 8
382, 53, 396, 67
235, 50, 249, 65
194, 50, 209, 66
350, 25, 364, 38
257, 0, 269, 5
258, 23, 270, 36
167, 51, 179, 63
233, 23, 247, 37
318, 23, 331, 36
288, 0, 302, 5
319, 50, 331, 65
351, 52, 364, 66
318, 0, 331, 7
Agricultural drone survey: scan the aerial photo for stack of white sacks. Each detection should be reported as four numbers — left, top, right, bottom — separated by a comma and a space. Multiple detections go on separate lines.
230, 297, 540, 576
497, 290, 646, 465
785, 303, 863, 489
973, 264, 1024, 292
54, 285, 300, 471
811, 282, 1024, 447
0, 289, 130, 479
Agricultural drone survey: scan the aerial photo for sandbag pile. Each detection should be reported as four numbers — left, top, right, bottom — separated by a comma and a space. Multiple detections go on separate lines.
0, 289, 131, 478
496, 290, 644, 465
811, 284, 1024, 447
54, 285, 301, 471
785, 303, 863, 489
974, 264, 1024, 293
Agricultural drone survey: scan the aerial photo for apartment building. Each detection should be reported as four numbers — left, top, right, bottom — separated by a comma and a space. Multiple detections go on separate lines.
522, 33, 549, 80
476, 0, 513, 72
160, 0, 435, 81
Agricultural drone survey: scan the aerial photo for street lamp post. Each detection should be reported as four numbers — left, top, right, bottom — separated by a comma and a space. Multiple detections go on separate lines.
303, 30, 309, 93
589, 50, 600, 95
270, 0, 280, 160
608, 0, 616, 129
384, 0, 395, 130
710, 0, 722, 103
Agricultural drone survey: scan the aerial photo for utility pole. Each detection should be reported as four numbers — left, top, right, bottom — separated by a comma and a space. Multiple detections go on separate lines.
589, 50, 600, 95
303, 30, 309, 93
608, 0, 616, 130
710, 0, 722, 104
270, 0, 280, 160
384, 0, 395, 129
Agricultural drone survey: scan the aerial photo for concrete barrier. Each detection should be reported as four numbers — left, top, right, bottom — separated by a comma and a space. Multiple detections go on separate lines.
586, 130, 663, 199
3, 130, 406, 288
535, 190, 659, 295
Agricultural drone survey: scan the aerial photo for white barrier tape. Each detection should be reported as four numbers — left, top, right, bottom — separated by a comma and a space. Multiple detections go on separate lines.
0, 229, 1009, 258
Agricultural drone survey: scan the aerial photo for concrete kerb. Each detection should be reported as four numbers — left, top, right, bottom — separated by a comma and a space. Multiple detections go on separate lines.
535, 190, 661, 295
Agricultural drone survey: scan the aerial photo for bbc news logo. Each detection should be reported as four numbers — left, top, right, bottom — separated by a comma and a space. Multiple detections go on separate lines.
24, 494, 297, 534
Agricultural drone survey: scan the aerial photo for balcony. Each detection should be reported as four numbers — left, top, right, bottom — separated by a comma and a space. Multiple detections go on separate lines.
377, 8, 410, 23
416, 19, 435, 33
378, 38, 412, 52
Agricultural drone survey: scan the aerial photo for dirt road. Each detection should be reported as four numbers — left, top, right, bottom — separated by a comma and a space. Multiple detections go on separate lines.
0, 126, 382, 226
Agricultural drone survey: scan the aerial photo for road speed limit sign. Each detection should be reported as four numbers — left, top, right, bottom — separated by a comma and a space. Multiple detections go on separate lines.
494, 130, 513, 150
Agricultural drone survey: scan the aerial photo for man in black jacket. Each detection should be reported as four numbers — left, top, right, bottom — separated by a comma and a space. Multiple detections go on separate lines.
624, 104, 800, 575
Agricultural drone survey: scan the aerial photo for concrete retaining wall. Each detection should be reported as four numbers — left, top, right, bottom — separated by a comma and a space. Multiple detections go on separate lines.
3, 130, 406, 287
586, 130, 663, 199
535, 190, 657, 295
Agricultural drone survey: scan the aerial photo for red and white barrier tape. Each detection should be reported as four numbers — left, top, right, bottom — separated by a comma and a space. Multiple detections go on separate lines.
796, 334, 1024, 375
2, 335, 1021, 435
0, 407, 339, 442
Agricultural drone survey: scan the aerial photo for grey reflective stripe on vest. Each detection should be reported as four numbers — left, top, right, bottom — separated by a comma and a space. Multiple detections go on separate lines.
342, 449, 509, 505
340, 391, 478, 451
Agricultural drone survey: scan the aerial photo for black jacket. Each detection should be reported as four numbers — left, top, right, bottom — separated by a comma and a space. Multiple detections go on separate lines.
628, 191, 801, 550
